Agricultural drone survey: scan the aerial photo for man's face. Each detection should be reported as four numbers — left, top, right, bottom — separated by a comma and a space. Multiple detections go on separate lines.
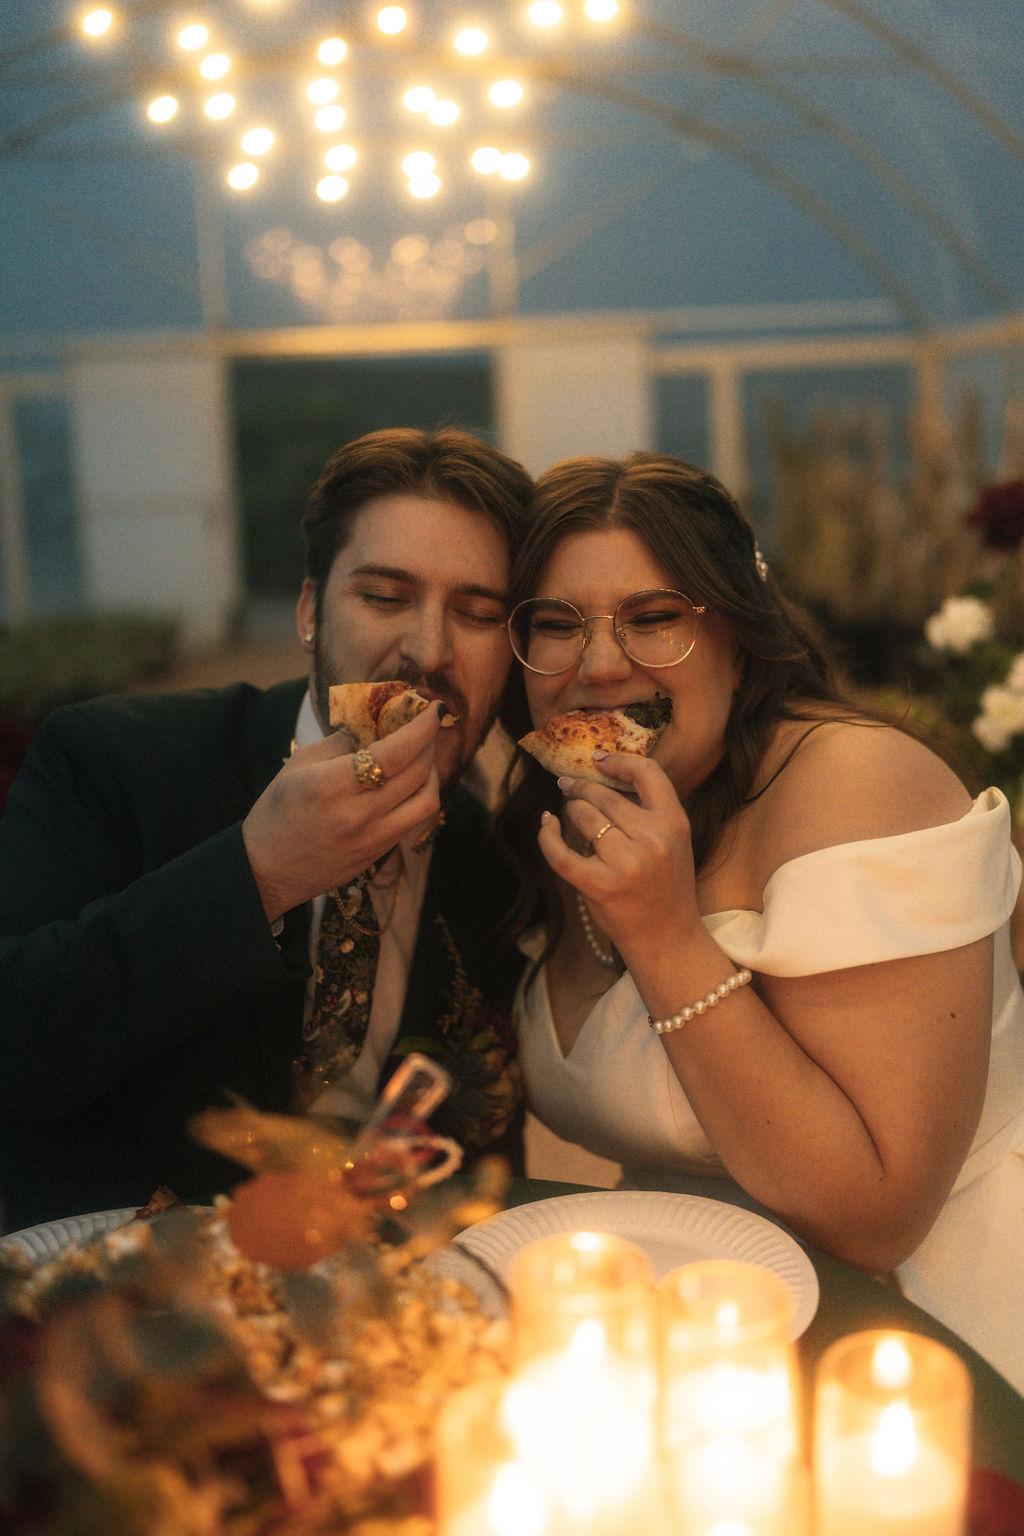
297, 493, 512, 794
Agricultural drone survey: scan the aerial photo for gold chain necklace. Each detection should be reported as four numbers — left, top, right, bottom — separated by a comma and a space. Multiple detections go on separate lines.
330, 852, 404, 938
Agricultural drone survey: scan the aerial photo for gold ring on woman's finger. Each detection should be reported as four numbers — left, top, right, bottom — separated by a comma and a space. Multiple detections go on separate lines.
353, 746, 386, 789
591, 821, 614, 847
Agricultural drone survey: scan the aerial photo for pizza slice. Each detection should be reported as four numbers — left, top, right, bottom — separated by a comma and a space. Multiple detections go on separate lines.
517, 696, 672, 787
328, 681, 456, 749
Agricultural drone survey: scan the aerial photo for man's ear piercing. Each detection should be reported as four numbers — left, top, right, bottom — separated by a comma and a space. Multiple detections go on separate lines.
304, 631, 314, 644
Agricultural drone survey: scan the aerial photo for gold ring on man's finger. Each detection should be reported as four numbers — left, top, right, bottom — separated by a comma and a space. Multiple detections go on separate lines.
353, 746, 386, 789
591, 821, 614, 847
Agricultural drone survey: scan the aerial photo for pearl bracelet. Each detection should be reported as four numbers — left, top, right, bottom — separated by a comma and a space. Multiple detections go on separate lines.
648, 968, 753, 1034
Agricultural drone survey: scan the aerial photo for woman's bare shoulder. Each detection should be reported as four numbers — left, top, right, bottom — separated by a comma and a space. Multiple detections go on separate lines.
743, 712, 973, 874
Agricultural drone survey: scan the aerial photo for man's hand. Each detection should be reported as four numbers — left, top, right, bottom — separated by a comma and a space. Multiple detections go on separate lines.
242, 702, 445, 923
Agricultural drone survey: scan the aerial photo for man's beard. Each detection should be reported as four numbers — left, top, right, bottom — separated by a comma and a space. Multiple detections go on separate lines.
311, 639, 481, 799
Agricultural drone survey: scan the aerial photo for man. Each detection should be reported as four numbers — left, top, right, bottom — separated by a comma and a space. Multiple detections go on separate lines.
0, 428, 532, 1231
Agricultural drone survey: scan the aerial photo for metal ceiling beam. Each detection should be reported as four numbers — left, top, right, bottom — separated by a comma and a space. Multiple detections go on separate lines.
631, 19, 1013, 315
544, 68, 931, 331
818, 0, 1024, 168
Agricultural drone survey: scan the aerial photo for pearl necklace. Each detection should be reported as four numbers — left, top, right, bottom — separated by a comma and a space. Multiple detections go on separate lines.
575, 890, 619, 969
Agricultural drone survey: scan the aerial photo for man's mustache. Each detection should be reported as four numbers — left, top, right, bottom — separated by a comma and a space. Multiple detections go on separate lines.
388, 666, 468, 721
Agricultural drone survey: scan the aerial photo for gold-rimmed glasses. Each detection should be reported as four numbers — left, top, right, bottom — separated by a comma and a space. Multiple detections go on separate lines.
507, 588, 706, 675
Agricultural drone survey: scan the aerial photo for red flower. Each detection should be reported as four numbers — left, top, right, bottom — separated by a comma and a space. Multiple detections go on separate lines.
966, 480, 1024, 552
968, 1467, 1024, 1536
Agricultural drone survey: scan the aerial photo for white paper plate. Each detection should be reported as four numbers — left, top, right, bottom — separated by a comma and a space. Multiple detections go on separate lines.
0, 1208, 139, 1263
445, 1191, 819, 1339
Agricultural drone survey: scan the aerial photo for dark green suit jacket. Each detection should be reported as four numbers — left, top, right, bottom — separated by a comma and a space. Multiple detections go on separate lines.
0, 679, 522, 1232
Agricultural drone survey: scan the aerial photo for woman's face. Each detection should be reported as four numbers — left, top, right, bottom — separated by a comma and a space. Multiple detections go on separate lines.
521, 526, 742, 800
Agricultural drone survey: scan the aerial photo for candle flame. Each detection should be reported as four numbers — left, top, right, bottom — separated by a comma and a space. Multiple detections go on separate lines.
567, 1317, 607, 1366
713, 1299, 742, 1341
870, 1400, 918, 1478
487, 1462, 548, 1536
871, 1334, 914, 1390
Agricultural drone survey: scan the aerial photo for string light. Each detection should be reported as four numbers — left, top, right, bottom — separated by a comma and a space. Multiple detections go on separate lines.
528, 1, 563, 26
227, 162, 259, 189
499, 152, 530, 180
146, 95, 178, 124
204, 92, 235, 120
471, 146, 502, 174
402, 151, 436, 177
177, 24, 209, 51
324, 144, 357, 172
199, 53, 231, 79
241, 127, 275, 155
454, 27, 488, 55
488, 79, 524, 107
81, 9, 113, 37
377, 7, 408, 35
427, 98, 459, 126
306, 78, 339, 104
317, 37, 347, 66
408, 171, 441, 198
314, 104, 346, 133
403, 85, 436, 113
317, 173, 349, 201
69, 4, 612, 199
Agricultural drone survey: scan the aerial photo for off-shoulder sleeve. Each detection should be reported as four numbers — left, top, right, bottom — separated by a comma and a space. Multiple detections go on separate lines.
704, 787, 1022, 976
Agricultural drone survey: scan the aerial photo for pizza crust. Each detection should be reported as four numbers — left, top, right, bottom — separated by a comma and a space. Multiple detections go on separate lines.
328, 682, 430, 749
518, 708, 659, 786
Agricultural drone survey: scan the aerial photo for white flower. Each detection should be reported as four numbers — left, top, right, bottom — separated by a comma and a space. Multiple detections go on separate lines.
924, 595, 995, 655
1005, 651, 1024, 694
972, 684, 1024, 752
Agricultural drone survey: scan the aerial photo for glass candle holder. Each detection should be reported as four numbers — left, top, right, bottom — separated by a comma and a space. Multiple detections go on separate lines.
436, 1368, 663, 1536
658, 1258, 805, 1536
500, 1230, 662, 1533
436, 1376, 541, 1536
506, 1229, 657, 1368
813, 1329, 972, 1536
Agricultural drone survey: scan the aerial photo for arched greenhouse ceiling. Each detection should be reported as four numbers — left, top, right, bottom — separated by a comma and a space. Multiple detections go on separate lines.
2, 0, 1024, 354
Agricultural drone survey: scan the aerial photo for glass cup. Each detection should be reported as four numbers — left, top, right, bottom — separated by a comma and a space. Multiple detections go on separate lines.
658, 1258, 805, 1536
813, 1329, 971, 1536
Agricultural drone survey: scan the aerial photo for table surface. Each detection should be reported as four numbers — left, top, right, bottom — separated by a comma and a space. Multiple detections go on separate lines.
505, 1176, 1024, 1485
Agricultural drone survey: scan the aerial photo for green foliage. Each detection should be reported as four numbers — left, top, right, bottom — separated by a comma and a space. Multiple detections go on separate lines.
0, 612, 179, 724
865, 684, 998, 798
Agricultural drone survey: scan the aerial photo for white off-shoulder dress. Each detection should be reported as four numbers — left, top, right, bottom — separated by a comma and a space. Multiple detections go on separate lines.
516, 787, 1024, 1393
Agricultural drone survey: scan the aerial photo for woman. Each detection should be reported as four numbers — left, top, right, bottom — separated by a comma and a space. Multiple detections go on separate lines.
497, 451, 1024, 1392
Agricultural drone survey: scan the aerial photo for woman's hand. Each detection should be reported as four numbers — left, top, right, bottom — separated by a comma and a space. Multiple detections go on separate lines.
537, 748, 702, 959
243, 703, 444, 922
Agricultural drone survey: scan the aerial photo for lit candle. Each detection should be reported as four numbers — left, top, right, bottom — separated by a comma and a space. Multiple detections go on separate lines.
506, 1228, 656, 1369
436, 1377, 547, 1536
507, 1230, 661, 1527
658, 1259, 805, 1536
437, 1231, 663, 1535
436, 1365, 662, 1536
814, 1330, 971, 1536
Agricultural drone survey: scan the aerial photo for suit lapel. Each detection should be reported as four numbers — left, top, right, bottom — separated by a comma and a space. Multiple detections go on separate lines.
218, 676, 308, 826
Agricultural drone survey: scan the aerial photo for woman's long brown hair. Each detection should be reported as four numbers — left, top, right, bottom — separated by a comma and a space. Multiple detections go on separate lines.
493, 452, 877, 952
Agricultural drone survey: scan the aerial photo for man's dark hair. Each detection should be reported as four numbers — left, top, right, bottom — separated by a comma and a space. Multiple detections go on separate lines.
301, 427, 533, 619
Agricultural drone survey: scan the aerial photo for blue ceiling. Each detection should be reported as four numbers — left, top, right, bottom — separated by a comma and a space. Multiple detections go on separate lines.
2, 0, 1023, 350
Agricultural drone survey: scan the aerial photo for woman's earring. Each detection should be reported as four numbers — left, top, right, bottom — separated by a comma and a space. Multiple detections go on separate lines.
304, 630, 314, 644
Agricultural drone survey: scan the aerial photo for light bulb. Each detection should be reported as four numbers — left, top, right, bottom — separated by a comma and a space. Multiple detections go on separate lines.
227, 163, 259, 190
147, 96, 178, 124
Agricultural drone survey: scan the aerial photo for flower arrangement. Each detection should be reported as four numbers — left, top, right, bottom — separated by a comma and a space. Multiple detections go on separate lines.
0, 1085, 511, 1536
922, 588, 1024, 824
965, 478, 1024, 553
